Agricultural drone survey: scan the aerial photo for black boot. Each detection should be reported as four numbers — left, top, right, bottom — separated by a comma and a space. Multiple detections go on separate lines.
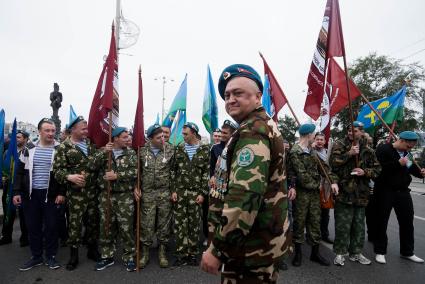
66, 247, 79, 270
292, 243, 302, 267
310, 244, 330, 266
87, 243, 101, 262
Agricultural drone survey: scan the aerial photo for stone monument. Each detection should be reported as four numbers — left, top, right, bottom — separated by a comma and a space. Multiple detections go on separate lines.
50, 83, 62, 138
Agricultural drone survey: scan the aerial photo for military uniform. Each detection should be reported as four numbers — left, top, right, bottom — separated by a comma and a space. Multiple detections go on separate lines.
139, 141, 174, 249
208, 107, 290, 283
330, 137, 381, 256
53, 137, 100, 248
87, 147, 137, 263
288, 144, 337, 246
172, 142, 209, 259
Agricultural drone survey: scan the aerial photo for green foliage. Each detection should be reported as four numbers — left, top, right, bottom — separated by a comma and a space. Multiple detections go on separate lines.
332, 52, 425, 141
277, 115, 297, 145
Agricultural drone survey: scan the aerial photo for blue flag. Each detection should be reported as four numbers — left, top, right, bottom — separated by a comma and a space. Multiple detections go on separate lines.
155, 113, 160, 125
262, 74, 275, 117
4, 119, 18, 223
163, 74, 187, 127
170, 110, 186, 146
202, 65, 219, 134
0, 109, 5, 185
357, 86, 407, 131
69, 105, 77, 123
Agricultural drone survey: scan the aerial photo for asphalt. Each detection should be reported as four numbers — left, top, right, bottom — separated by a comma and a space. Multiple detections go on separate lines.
0, 179, 424, 283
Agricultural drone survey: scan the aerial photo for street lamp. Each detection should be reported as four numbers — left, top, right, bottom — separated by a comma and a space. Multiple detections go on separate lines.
154, 76, 174, 123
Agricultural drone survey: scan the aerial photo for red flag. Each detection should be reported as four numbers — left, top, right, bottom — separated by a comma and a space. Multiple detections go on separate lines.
304, 0, 345, 120
259, 52, 288, 121
132, 66, 146, 149
88, 24, 119, 147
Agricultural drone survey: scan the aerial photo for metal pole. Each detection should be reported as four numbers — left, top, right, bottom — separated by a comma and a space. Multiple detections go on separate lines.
115, 0, 121, 52
422, 90, 425, 129
162, 77, 166, 123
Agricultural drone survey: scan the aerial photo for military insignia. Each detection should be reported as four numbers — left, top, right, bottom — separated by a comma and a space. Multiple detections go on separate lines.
223, 72, 231, 80
237, 147, 254, 167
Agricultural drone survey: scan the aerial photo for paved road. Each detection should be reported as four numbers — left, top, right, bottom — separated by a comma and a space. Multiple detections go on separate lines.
1, 181, 424, 283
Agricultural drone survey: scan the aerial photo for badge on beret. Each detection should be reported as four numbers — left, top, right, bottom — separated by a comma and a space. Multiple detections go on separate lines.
237, 147, 254, 167
223, 72, 231, 80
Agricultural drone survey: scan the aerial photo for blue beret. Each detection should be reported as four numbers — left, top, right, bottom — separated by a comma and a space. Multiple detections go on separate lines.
147, 124, 162, 138
67, 115, 85, 130
184, 122, 199, 133
298, 123, 316, 135
399, 131, 419, 141
112, 127, 127, 138
218, 64, 263, 99
352, 121, 364, 129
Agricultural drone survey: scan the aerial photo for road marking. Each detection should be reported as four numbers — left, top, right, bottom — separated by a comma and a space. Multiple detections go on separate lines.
414, 215, 425, 221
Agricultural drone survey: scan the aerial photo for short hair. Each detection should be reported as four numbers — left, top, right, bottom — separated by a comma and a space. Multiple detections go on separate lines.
314, 132, 325, 138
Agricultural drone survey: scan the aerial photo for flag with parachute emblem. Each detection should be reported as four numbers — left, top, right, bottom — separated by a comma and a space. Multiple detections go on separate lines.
202, 65, 219, 134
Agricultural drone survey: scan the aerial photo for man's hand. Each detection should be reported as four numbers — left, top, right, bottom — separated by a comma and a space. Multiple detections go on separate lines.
104, 170, 118, 181
399, 157, 409, 167
288, 187, 296, 201
201, 250, 221, 275
67, 174, 86, 187
348, 145, 359, 156
171, 192, 178, 202
104, 142, 113, 152
134, 188, 142, 201
352, 168, 365, 176
209, 176, 216, 190
55, 195, 65, 204
331, 183, 339, 195
196, 195, 204, 204
420, 168, 425, 177
13, 195, 22, 206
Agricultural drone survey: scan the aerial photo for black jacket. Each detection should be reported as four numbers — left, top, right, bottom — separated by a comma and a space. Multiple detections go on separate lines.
374, 142, 422, 192
210, 141, 225, 177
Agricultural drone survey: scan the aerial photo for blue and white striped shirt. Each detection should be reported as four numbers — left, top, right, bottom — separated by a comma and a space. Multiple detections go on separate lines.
184, 143, 200, 161
32, 146, 55, 189
76, 141, 88, 156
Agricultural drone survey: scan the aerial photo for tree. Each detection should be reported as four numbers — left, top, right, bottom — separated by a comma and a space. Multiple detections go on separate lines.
277, 115, 298, 145
331, 52, 425, 142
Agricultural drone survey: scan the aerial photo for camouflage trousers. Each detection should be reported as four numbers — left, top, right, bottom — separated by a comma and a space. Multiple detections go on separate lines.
333, 201, 365, 255
174, 191, 201, 257
99, 191, 135, 262
221, 261, 279, 284
67, 189, 99, 247
140, 189, 172, 247
292, 188, 321, 245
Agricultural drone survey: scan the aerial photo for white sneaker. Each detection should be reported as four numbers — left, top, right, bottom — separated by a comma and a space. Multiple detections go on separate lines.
334, 254, 345, 266
401, 255, 424, 263
375, 254, 386, 264
349, 253, 372, 265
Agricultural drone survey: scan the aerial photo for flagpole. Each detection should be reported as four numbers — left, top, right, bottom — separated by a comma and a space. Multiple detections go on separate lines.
115, 0, 121, 55
136, 147, 141, 271
106, 111, 113, 237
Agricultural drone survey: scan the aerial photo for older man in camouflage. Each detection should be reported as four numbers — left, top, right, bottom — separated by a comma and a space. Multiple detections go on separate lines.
201, 64, 290, 284
288, 124, 339, 267
171, 122, 210, 266
134, 124, 174, 268
88, 127, 137, 272
53, 116, 100, 270
330, 121, 381, 266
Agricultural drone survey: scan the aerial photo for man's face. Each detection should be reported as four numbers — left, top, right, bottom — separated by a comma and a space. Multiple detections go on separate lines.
151, 132, 164, 148
314, 135, 325, 149
126, 135, 133, 147
16, 133, 28, 147
182, 127, 195, 144
220, 127, 233, 142
224, 77, 261, 123
71, 121, 88, 140
400, 139, 417, 151
39, 123, 56, 144
348, 127, 363, 141
161, 127, 171, 142
213, 131, 221, 144
114, 131, 129, 148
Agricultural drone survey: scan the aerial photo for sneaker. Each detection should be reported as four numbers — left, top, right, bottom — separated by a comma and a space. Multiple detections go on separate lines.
19, 256, 44, 271
126, 260, 136, 272
46, 256, 61, 269
334, 254, 345, 266
95, 258, 115, 271
375, 254, 386, 264
401, 254, 424, 263
173, 257, 187, 266
349, 253, 371, 265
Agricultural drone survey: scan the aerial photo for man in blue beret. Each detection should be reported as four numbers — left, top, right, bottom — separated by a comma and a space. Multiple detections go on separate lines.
201, 64, 289, 283
288, 124, 339, 267
373, 131, 425, 264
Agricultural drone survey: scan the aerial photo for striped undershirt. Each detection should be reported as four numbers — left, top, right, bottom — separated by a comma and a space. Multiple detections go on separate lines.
113, 149, 123, 159
151, 147, 160, 156
76, 140, 88, 156
32, 146, 55, 189
184, 143, 199, 161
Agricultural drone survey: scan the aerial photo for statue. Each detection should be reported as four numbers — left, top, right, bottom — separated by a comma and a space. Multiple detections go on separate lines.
50, 83, 62, 138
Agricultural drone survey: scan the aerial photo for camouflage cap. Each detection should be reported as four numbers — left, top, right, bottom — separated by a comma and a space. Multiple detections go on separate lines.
218, 64, 263, 99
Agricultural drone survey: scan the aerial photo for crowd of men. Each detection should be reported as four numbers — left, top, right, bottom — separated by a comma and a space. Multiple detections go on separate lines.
1, 63, 424, 283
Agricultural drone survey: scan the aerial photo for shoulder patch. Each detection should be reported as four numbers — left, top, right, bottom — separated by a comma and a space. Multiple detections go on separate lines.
237, 147, 254, 167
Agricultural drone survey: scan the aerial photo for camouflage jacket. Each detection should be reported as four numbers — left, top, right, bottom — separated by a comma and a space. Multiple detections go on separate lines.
209, 107, 290, 268
329, 137, 381, 206
139, 141, 174, 193
87, 147, 137, 193
53, 137, 99, 191
287, 144, 338, 191
172, 142, 209, 196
